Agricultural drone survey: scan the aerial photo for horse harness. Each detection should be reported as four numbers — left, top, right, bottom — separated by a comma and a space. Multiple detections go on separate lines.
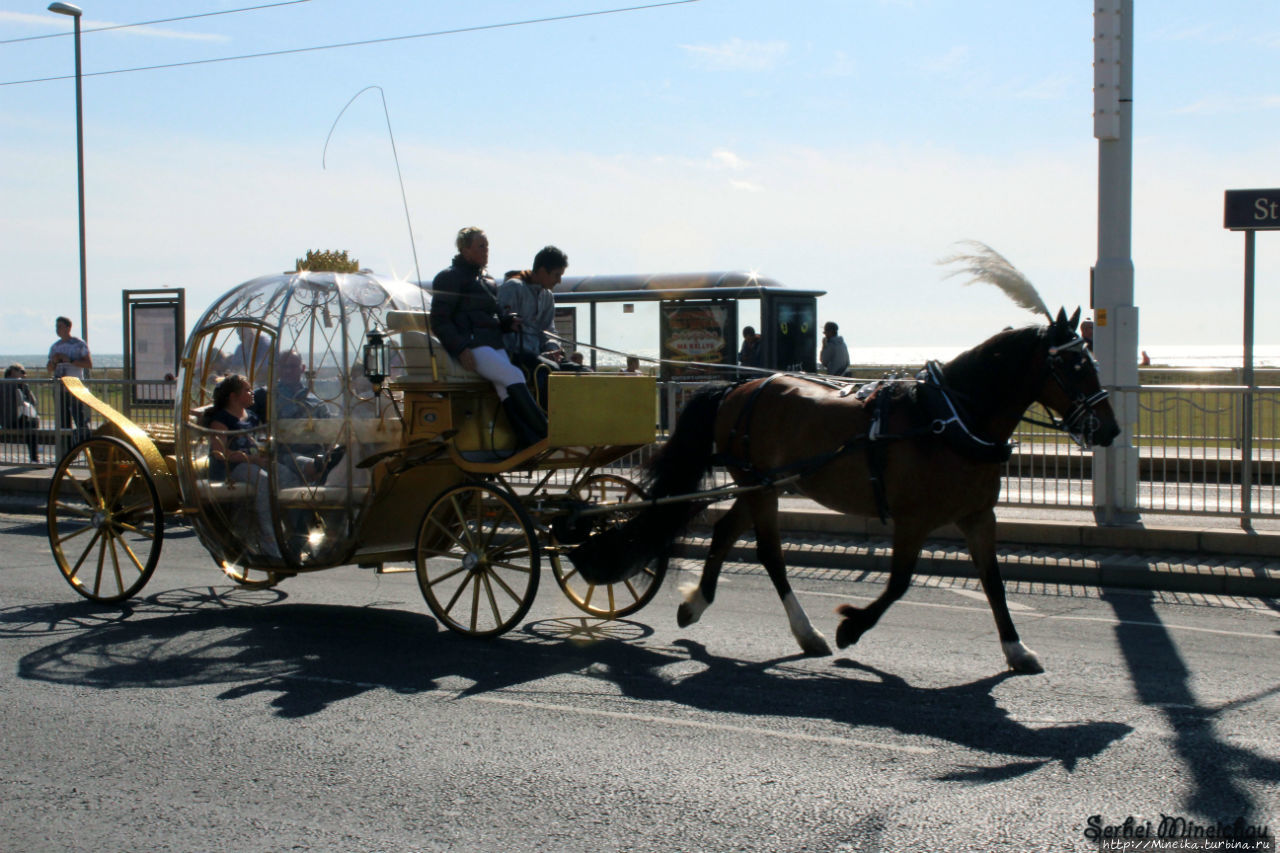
711, 333, 1112, 522
713, 367, 1021, 524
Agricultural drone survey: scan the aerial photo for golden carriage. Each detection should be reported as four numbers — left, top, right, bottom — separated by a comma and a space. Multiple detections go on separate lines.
45, 271, 664, 637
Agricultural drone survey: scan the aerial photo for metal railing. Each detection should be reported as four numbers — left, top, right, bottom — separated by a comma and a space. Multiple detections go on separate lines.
1002, 385, 1280, 519
5, 377, 1279, 523
0, 378, 174, 465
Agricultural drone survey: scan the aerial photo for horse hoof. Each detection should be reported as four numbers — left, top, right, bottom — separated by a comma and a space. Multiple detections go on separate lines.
1010, 655, 1044, 674
1003, 641, 1044, 674
800, 633, 832, 657
835, 617, 864, 650
677, 586, 709, 628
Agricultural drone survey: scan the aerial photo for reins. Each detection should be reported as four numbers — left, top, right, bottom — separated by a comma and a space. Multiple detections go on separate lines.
1015, 337, 1111, 449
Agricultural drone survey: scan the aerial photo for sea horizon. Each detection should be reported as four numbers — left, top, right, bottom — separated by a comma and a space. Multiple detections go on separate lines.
5, 344, 1280, 371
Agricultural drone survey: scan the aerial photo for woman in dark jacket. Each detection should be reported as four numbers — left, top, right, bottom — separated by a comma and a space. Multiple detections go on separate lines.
2, 364, 41, 462
430, 226, 546, 448
204, 373, 281, 559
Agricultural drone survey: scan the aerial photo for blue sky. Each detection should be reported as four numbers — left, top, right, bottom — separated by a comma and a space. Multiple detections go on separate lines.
3, 0, 1279, 356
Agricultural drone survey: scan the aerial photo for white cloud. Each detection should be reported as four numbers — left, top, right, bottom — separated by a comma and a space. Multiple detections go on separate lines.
711, 149, 747, 171
680, 37, 788, 71
1173, 94, 1280, 115
0, 11, 226, 42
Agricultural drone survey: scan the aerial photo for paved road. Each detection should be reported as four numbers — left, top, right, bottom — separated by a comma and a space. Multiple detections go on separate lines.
2, 511, 1278, 852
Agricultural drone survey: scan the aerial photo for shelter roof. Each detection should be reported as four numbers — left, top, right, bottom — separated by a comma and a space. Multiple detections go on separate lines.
552, 271, 825, 303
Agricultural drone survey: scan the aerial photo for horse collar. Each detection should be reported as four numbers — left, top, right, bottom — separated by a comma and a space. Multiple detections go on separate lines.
919, 361, 1014, 463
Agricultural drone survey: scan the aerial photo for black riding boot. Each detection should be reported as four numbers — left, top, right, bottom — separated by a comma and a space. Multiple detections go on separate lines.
502, 383, 548, 449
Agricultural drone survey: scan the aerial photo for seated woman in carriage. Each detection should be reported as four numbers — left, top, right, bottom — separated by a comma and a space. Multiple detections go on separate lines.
429, 226, 547, 449
204, 373, 282, 559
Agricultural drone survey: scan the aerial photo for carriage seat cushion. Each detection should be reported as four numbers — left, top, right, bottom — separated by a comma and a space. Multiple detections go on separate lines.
385, 310, 483, 383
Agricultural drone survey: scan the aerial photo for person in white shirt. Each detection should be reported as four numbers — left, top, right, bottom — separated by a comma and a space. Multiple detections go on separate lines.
46, 316, 93, 448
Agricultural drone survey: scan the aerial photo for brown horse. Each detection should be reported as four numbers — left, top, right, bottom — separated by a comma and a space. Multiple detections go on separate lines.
568, 308, 1119, 672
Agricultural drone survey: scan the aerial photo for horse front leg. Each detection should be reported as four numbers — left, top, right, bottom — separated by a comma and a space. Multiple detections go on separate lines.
957, 508, 1043, 674
835, 524, 926, 650
677, 497, 752, 628
748, 490, 831, 656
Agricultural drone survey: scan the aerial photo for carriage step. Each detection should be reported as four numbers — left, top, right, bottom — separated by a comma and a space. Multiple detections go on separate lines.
359, 562, 415, 574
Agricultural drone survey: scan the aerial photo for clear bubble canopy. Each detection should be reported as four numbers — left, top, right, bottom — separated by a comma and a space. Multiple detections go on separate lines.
176, 270, 429, 571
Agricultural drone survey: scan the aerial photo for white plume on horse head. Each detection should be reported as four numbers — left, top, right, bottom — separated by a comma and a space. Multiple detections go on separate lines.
938, 240, 1052, 321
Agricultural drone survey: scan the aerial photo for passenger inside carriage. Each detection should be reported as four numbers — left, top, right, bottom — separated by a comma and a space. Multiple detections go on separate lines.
204, 373, 282, 559
251, 349, 344, 484
430, 225, 547, 449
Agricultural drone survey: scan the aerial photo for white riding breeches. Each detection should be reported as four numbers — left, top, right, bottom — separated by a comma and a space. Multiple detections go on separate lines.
469, 346, 525, 399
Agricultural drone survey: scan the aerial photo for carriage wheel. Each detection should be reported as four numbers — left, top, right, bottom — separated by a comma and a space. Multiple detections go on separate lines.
550, 474, 667, 619
47, 436, 164, 604
416, 482, 540, 638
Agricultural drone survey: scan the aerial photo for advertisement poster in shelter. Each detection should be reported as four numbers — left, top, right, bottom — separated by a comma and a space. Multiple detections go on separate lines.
553, 307, 577, 356
659, 300, 736, 379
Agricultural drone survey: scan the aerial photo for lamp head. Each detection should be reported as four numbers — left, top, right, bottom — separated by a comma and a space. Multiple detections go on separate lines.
48, 2, 83, 16
362, 330, 389, 391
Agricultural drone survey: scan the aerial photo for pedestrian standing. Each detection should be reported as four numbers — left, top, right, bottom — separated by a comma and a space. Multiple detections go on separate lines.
738, 326, 763, 368
820, 321, 850, 377
46, 315, 93, 450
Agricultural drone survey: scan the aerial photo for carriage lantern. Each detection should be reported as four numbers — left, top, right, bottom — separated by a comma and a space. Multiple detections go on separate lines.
363, 329, 390, 391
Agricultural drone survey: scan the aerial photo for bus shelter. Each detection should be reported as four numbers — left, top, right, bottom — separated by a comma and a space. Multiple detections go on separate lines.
553, 271, 826, 376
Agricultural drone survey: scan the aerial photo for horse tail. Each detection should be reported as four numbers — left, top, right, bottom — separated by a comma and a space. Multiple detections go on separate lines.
568, 381, 733, 584
643, 380, 732, 499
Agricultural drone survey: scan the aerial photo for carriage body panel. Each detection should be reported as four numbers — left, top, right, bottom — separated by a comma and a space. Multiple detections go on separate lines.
547, 373, 656, 448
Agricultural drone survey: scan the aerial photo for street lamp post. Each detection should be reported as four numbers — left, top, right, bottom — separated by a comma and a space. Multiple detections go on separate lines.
48, 2, 88, 343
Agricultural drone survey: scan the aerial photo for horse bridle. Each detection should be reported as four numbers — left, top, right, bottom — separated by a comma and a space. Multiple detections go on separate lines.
1021, 335, 1111, 449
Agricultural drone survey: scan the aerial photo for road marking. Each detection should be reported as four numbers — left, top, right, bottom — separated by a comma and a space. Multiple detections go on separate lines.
798, 589, 1280, 641
1029, 611, 1279, 641
471, 694, 936, 755
278, 673, 935, 754
944, 587, 1037, 611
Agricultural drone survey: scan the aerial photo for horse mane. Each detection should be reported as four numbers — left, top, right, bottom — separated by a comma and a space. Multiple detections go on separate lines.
940, 324, 1047, 413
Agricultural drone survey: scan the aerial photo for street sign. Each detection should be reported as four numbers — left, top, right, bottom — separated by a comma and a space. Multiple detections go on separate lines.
1224, 188, 1280, 230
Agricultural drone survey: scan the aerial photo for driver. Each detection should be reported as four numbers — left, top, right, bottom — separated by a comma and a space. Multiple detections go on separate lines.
430, 226, 547, 449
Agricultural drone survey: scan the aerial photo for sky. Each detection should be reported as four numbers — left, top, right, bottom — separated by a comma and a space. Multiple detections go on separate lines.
2, 0, 1279, 358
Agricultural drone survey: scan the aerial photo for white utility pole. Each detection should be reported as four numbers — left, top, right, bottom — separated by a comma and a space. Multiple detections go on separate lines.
1092, 0, 1141, 524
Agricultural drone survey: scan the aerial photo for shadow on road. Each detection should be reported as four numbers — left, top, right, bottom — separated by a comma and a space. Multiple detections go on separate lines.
1102, 589, 1280, 825
0, 516, 198, 540
10, 587, 1130, 773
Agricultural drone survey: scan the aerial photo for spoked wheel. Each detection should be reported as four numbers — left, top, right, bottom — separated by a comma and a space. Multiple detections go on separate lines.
550, 474, 667, 619
416, 481, 540, 638
47, 436, 164, 604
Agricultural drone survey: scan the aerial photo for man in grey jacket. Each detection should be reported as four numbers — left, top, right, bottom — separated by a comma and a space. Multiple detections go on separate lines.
820, 321, 850, 377
498, 245, 569, 370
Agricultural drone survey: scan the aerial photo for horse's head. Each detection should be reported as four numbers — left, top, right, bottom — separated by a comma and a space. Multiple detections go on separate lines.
1035, 307, 1120, 449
